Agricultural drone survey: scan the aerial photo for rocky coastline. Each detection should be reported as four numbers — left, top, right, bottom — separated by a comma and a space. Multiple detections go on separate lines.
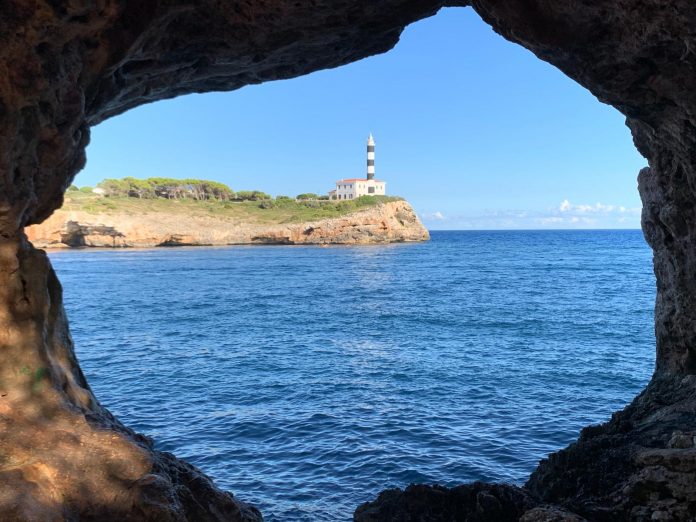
25, 200, 429, 248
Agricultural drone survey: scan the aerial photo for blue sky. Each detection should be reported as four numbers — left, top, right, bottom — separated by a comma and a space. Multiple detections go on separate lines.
76, 7, 646, 230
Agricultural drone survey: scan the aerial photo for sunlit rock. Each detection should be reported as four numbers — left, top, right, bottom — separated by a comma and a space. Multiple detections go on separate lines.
26, 200, 429, 247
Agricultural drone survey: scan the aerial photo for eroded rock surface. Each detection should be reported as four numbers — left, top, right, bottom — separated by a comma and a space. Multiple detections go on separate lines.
525, 376, 696, 521
354, 483, 537, 522
356, 2, 696, 520
0, 0, 460, 233
25, 200, 429, 247
0, 234, 260, 521
2, 0, 696, 521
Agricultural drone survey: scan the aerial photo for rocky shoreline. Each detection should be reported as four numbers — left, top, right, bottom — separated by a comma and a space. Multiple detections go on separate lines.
26, 200, 429, 248
354, 374, 696, 521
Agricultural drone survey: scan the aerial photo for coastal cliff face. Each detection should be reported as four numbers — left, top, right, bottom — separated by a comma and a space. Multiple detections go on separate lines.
2, 1, 696, 521
25, 201, 429, 248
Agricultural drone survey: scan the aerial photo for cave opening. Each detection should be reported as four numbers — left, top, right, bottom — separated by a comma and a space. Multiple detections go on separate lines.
49, 7, 654, 520
3, 1, 694, 520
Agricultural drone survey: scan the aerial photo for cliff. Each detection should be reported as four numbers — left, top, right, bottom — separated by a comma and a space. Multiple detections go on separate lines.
26, 200, 429, 248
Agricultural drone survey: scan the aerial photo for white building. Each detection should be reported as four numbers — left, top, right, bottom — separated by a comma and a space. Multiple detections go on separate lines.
329, 134, 386, 200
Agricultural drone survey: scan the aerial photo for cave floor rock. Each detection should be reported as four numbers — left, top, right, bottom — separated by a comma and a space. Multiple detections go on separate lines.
355, 376, 696, 521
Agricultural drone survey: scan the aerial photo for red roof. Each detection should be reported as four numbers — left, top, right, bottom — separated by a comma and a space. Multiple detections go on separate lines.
335, 178, 384, 183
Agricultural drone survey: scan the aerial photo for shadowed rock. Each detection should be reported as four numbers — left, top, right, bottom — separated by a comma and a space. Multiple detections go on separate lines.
2, 1, 696, 520
0, 234, 261, 520
0, 0, 461, 232
354, 483, 537, 521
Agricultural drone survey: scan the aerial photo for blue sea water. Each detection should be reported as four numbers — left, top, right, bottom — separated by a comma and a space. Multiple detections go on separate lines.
49, 230, 655, 521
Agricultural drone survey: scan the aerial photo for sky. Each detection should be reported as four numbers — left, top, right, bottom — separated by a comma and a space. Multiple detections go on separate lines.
75, 7, 647, 230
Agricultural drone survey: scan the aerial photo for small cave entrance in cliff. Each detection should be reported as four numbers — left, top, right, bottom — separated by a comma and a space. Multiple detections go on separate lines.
48, 5, 655, 520
60, 221, 87, 247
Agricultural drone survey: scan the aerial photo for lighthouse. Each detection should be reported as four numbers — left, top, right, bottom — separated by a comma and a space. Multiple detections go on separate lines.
328, 133, 386, 200
367, 133, 375, 180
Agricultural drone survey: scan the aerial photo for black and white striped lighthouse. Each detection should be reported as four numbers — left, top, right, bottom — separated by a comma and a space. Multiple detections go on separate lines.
367, 133, 375, 180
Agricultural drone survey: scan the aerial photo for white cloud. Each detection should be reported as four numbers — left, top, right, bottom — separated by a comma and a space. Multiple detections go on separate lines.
422, 211, 446, 221
556, 200, 639, 216
538, 217, 565, 225
423, 200, 642, 230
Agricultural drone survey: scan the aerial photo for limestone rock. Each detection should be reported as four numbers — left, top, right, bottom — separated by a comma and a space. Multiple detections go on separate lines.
353, 483, 536, 522
667, 432, 696, 450
26, 200, 429, 248
519, 506, 588, 522
0, 0, 460, 233
525, 376, 696, 521
0, 234, 261, 522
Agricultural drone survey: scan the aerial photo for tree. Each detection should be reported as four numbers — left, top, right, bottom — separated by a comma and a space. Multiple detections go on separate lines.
296, 193, 319, 200
234, 190, 271, 201
96, 177, 234, 201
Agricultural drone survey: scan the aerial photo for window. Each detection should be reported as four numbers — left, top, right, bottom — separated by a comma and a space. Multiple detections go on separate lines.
368, 187, 375, 194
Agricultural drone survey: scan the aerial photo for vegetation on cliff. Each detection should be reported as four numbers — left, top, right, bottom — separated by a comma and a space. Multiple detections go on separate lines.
64, 187, 403, 224
69, 177, 274, 201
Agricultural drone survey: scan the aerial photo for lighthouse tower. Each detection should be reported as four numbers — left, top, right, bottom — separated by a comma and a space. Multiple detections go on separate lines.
367, 133, 375, 180
328, 133, 386, 200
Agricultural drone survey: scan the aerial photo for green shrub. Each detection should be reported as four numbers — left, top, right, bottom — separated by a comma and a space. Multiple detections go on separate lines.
96, 177, 235, 201
296, 193, 319, 200
234, 190, 272, 201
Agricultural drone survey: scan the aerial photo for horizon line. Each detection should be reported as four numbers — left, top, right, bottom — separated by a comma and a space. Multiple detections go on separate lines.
426, 228, 643, 232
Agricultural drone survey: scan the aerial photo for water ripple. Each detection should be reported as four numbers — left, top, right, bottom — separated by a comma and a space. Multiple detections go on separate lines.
50, 230, 655, 521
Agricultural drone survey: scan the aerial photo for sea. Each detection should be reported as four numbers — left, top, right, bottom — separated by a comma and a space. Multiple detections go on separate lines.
49, 230, 656, 521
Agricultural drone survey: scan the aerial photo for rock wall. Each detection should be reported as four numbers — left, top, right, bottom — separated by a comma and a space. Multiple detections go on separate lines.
25, 201, 429, 247
0, 233, 260, 521
2, 1, 696, 520
472, 1, 696, 380
0, 0, 459, 234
